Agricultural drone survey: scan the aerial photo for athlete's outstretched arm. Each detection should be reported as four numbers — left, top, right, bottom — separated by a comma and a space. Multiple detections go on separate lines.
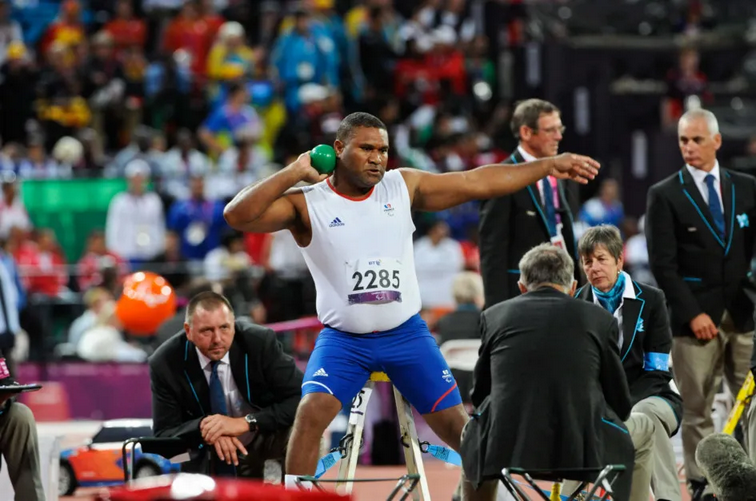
401, 152, 599, 212
223, 153, 327, 233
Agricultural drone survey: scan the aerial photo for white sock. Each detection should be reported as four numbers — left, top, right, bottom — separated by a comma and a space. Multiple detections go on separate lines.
285, 474, 313, 491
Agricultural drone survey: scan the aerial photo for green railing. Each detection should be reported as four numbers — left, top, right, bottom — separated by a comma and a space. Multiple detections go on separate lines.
21, 179, 129, 262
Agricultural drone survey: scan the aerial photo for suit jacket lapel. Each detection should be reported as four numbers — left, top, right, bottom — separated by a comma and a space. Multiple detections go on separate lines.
556, 180, 579, 256
679, 168, 724, 247
508, 150, 526, 166
577, 285, 631, 352
621, 298, 642, 358
510, 150, 551, 236
721, 170, 735, 253
228, 342, 250, 406
183, 339, 211, 416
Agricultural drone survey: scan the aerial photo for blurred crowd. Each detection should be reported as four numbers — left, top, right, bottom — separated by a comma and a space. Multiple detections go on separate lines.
0, 0, 754, 365
0, 0, 520, 363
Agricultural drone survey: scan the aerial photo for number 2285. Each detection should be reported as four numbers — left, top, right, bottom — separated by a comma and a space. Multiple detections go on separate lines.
351, 269, 400, 291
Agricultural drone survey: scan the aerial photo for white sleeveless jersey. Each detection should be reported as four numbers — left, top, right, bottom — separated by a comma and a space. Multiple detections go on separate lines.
298, 169, 421, 333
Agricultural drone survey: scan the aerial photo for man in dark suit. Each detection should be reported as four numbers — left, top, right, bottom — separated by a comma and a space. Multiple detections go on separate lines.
479, 98, 581, 309
149, 291, 303, 479
647, 108, 756, 499
461, 243, 654, 501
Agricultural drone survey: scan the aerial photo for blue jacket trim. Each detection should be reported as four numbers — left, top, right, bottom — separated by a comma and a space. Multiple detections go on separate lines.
621, 281, 645, 363
601, 418, 629, 434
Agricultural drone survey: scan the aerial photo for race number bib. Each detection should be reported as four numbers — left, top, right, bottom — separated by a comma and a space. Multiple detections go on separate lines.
346, 258, 404, 305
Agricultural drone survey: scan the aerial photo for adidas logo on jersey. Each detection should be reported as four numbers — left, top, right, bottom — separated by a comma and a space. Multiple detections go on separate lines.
329, 217, 345, 227
313, 368, 328, 377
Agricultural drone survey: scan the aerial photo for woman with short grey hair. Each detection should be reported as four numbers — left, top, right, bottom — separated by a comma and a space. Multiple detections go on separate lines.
576, 224, 683, 501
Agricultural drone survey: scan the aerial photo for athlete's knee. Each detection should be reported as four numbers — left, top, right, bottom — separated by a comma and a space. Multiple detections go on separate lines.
423, 404, 469, 450
293, 393, 342, 433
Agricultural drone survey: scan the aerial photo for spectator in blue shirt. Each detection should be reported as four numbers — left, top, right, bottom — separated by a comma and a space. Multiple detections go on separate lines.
198, 81, 261, 158
579, 178, 625, 229
167, 175, 228, 261
271, 9, 336, 113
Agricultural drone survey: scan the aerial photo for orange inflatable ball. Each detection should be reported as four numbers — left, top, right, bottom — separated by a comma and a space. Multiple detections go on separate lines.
115, 272, 177, 336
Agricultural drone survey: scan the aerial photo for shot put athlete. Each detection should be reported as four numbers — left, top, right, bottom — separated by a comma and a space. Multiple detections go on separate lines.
223, 112, 600, 492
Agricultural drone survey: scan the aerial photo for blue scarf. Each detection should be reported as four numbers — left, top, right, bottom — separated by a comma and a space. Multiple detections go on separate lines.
593, 271, 626, 314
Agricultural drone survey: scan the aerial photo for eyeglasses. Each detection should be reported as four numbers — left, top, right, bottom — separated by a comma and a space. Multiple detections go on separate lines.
532, 125, 566, 135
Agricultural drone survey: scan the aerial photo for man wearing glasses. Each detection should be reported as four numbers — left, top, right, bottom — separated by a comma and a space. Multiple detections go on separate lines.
479, 98, 582, 308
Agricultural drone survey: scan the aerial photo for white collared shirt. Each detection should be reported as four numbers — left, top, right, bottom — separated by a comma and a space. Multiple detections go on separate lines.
518, 145, 560, 209
591, 271, 636, 349
686, 161, 723, 212
196, 348, 255, 444
105, 191, 166, 260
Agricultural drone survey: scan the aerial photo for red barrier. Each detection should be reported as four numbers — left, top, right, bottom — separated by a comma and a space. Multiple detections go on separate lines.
266, 316, 323, 358
98, 474, 350, 501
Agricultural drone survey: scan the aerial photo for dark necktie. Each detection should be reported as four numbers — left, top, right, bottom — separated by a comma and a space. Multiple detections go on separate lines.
705, 174, 725, 240
208, 361, 235, 477
209, 361, 228, 416
541, 177, 557, 237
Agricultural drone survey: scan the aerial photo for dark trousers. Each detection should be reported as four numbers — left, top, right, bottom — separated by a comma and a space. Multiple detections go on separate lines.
215, 428, 291, 481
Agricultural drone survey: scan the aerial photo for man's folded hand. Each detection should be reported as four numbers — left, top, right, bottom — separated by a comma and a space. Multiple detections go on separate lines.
200, 414, 248, 444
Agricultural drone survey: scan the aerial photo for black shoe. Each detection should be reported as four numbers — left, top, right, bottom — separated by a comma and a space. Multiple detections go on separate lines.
689, 479, 711, 501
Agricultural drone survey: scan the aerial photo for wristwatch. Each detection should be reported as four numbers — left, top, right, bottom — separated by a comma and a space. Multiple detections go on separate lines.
244, 414, 258, 432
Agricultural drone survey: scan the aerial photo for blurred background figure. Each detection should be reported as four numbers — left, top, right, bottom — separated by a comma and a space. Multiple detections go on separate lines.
76, 298, 148, 362
579, 178, 625, 229
414, 219, 463, 313
105, 159, 166, 265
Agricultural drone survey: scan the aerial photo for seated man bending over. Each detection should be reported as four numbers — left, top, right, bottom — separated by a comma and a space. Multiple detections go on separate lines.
461, 243, 655, 501
149, 292, 303, 479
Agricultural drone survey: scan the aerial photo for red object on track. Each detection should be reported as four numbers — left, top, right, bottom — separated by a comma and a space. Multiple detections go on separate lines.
97, 474, 350, 501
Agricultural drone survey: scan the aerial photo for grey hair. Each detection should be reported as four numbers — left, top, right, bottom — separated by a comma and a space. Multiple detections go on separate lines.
518, 243, 575, 292
510, 99, 560, 140
679, 108, 720, 137
452, 272, 483, 305
578, 225, 624, 262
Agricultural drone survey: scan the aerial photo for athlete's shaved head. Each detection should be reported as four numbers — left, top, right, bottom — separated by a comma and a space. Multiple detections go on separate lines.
336, 112, 387, 143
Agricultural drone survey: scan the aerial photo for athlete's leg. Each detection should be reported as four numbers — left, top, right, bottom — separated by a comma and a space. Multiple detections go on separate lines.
285, 392, 343, 475
423, 404, 470, 452
379, 315, 472, 497
286, 328, 372, 476
380, 318, 468, 448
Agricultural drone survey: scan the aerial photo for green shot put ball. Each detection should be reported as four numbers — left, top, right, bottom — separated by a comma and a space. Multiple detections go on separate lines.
311, 144, 336, 174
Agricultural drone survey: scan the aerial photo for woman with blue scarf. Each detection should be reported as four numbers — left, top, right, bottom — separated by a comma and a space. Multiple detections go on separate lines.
575, 224, 683, 501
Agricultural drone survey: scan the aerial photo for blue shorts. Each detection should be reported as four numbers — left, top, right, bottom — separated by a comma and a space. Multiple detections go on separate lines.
301, 314, 462, 414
